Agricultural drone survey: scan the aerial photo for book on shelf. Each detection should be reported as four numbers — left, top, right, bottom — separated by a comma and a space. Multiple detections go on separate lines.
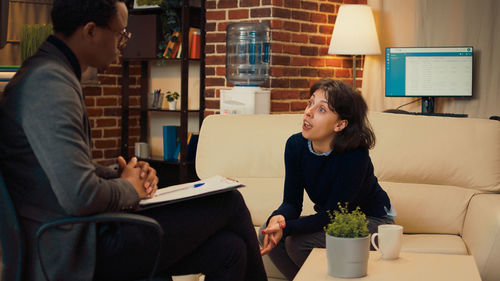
163, 31, 181, 59
188, 27, 201, 59
163, 126, 178, 161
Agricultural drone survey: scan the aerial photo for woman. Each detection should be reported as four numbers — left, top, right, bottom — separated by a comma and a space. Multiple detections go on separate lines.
259, 79, 396, 280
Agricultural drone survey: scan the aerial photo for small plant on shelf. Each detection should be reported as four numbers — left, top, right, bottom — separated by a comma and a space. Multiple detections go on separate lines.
165, 91, 179, 102
324, 202, 369, 238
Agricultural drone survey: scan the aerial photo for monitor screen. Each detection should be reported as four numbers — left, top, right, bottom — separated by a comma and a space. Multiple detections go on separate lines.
385, 47, 473, 97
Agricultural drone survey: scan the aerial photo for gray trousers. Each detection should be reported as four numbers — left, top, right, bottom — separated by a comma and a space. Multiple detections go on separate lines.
258, 216, 394, 280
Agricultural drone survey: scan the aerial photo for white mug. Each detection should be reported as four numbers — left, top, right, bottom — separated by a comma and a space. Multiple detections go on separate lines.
370, 224, 403, 260
134, 142, 150, 159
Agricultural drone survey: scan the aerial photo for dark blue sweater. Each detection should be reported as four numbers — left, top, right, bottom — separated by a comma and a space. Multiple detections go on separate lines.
271, 133, 392, 237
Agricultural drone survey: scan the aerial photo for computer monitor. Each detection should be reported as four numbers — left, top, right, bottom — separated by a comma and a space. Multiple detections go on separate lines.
385, 46, 473, 113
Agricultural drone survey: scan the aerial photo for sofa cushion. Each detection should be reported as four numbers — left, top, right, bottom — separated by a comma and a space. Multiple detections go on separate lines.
401, 234, 468, 255
369, 112, 500, 193
381, 182, 478, 234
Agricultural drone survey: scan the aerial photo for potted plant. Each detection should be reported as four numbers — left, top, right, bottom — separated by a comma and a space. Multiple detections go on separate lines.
165, 90, 179, 110
324, 202, 370, 278
20, 24, 53, 62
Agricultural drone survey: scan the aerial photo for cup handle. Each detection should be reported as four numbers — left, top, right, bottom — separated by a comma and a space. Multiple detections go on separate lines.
371, 233, 379, 251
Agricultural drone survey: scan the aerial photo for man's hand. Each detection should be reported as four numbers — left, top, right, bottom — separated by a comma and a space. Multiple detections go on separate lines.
260, 215, 286, 256
118, 156, 159, 198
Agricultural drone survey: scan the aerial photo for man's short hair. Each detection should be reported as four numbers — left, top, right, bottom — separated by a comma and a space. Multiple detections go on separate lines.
51, 0, 125, 37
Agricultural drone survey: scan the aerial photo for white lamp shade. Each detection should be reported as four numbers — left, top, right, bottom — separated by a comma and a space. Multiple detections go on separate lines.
328, 4, 381, 55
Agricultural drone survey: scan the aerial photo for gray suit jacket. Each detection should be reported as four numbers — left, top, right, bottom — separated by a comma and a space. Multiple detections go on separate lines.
0, 40, 140, 280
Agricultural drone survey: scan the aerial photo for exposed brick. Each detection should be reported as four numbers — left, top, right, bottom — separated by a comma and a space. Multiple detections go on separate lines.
309, 58, 324, 67
206, 67, 216, 76
271, 67, 284, 77
216, 44, 226, 54
271, 42, 283, 53
251, 8, 271, 18
343, 58, 353, 68
311, 13, 327, 23
228, 9, 249, 20
207, 11, 226, 21
283, 68, 299, 76
204, 111, 216, 117
326, 58, 342, 67
103, 87, 121, 96
300, 90, 311, 99
85, 97, 95, 106
104, 128, 121, 138
328, 15, 336, 24
97, 97, 118, 106
217, 0, 238, 8
272, 31, 291, 42
129, 66, 141, 76
290, 78, 309, 88
272, 0, 283, 6
98, 75, 117, 85
206, 55, 226, 65
92, 150, 103, 159
271, 89, 301, 99
205, 88, 215, 98
319, 69, 334, 77
91, 129, 102, 138
206, 33, 226, 44
104, 149, 121, 159
271, 55, 291, 65
206, 22, 216, 32
301, 1, 318, 11
216, 67, 226, 76
205, 44, 215, 54
206, 0, 216, 9
319, 47, 329, 56
283, 21, 300, 32
291, 34, 308, 44
301, 23, 317, 33
301, 68, 319, 77
96, 118, 117, 128
335, 69, 350, 78
319, 25, 333, 35
271, 78, 290, 88
83, 86, 102, 96
103, 107, 122, 116
205, 99, 220, 109
270, 19, 283, 29
283, 45, 300, 55
218, 22, 230, 32
291, 57, 308, 66
205, 78, 226, 87
300, 46, 318, 56
241, 0, 260, 7
310, 35, 326, 45
272, 8, 291, 19
271, 102, 290, 112
319, 3, 335, 13
291, 101, 307, 111
292, 10, 310, 21
103, 66, 122, 75
284, 0, 300, 9
87, 108, 103, 117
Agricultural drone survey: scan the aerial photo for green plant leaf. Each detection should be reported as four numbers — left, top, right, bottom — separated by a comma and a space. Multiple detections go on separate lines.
324, 202, 370, 238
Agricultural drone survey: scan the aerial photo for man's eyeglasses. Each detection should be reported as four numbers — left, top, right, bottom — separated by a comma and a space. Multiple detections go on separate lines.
117, 29, 132, 49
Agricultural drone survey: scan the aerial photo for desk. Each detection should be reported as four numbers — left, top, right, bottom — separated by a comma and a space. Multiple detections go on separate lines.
294, 249, 481, 281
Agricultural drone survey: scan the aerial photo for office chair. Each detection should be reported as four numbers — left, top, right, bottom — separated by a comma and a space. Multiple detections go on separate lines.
0, 169, 172, 281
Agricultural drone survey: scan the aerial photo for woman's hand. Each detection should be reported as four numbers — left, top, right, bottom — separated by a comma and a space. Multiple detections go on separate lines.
260, 215, 286, 256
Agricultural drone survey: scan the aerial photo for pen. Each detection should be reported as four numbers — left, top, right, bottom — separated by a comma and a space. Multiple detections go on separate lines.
194, 183, 205, 188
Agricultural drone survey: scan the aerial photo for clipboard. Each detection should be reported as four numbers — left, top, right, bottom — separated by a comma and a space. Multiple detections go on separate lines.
139, 175, 243, 209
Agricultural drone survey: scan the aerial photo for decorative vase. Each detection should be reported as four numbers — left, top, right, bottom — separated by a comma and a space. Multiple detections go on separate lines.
325, 234, 370, 278
168, 100, 177, 110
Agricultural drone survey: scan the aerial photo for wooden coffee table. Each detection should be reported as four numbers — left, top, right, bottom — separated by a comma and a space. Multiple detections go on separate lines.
294, 249, 481, 281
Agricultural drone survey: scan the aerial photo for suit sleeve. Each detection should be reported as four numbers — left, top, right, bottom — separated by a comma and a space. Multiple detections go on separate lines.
19, 64, 139, 216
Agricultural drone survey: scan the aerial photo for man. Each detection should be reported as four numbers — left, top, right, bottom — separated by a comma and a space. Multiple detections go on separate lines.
0, 1, 267, 280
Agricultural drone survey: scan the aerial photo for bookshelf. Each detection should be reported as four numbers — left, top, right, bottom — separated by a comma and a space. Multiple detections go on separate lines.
120, 1, 205, 186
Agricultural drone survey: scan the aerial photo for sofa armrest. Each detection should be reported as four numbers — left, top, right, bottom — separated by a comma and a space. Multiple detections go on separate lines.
462, 193, 500, 281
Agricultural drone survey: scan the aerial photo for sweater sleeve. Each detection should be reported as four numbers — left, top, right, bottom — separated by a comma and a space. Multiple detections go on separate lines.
270, 135, 304, 222
282, 149, 371, 237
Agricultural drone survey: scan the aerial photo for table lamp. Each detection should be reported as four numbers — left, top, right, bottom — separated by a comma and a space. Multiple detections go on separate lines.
328, 4, 380, 88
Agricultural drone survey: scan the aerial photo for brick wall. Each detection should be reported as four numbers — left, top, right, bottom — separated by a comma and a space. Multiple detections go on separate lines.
205, 0, 367, 115
83, 59, 142, 166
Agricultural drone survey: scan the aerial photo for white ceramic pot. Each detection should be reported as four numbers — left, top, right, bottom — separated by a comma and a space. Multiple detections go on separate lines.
168, 100, 177, 110
325, 233, 370, 278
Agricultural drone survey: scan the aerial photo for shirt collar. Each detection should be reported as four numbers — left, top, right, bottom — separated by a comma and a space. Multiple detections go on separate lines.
47, 35, 82, 81
307, 140, 333, 156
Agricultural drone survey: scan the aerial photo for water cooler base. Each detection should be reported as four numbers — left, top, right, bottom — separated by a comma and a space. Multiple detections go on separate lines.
220, 87, 270, 115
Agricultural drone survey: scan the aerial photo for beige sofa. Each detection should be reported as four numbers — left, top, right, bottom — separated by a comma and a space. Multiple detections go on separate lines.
195, 112, 500, 281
